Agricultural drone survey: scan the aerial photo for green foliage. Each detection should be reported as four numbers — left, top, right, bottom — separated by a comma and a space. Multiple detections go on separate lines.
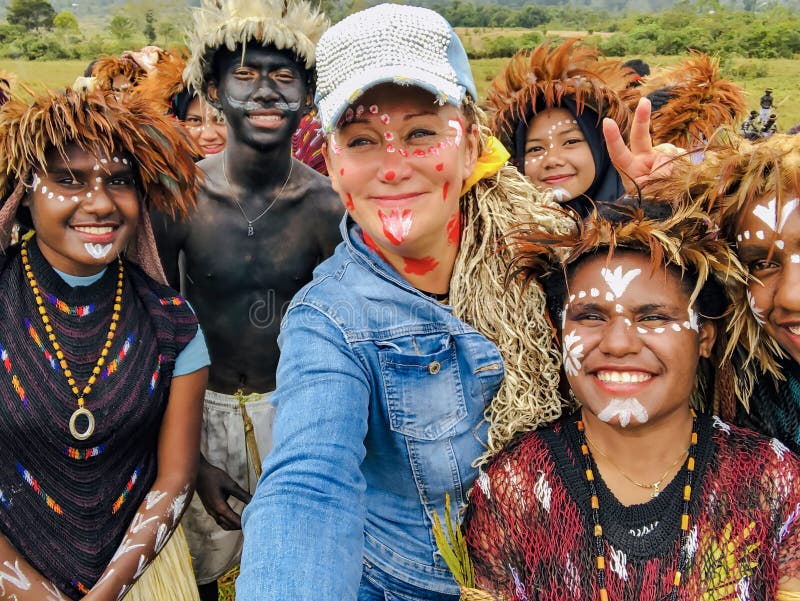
109, 15, 134, 41
53, 10, 78, 32
6, 0, 56, 31
142, 9, 156, 44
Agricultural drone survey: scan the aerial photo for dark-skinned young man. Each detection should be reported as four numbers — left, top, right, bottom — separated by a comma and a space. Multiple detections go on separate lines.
153, 1, 341, 599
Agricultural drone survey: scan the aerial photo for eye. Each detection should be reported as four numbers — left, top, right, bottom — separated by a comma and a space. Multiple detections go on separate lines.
748, 259, 780, 274
639, 313, 674, 325
213, 114, 226, 125
232, 67, 255, 79
272, 69, 298, 83
184, 117, 202, 127
109, 175, 135, 187
346, 136, 374, 149
525, 144, 545, 155
564, 137, 585, 146
572, 312, 605, 324
56, 176, 82, 187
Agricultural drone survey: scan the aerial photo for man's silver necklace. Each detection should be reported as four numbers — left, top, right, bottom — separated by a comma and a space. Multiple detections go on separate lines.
222, 153, 293, 237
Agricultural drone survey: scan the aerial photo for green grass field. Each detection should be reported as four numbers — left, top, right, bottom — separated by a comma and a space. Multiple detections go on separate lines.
2, 54, 799, 129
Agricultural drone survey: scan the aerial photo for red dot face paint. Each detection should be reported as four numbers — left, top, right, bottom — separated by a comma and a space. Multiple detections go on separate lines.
442, 181, 450, 202
384, 170, 396, 181
446, 212, 461, 246
344, 193, 355, 211
435, 163, 444, 172
403, 255, 439, 275
340, 168, 345, 176
413, 149, 426, 158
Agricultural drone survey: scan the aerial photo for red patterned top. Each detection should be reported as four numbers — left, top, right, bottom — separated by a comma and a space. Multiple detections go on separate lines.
464, 412, 800, 600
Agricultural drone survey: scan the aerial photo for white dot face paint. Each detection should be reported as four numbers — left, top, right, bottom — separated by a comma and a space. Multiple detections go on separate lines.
590, 288, 599, 297
776, 240, 785, 249
85, 243, 112, 259
597, 398, 649, 427
792, 254, 800, 264
562, 330, 584, 377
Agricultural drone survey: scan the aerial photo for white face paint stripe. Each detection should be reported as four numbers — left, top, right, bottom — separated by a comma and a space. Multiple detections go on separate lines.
752, 197, 800, 233
562, 330, 584, 377
85, 243, 112, 259
597, 398, 649, 427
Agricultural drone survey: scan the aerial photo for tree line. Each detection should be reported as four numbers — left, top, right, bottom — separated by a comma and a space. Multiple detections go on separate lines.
1, 0, 799, 61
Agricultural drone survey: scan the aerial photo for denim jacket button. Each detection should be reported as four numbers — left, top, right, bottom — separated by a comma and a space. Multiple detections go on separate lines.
428, 361, 441, 375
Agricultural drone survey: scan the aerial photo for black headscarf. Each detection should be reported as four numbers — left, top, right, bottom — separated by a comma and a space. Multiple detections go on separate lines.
513, 97, 625, 217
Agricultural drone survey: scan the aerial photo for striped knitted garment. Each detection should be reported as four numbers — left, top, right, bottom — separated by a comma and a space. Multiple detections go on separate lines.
465, 412, 800, 600
736, 361, 800, 454
0, 240, 198, 599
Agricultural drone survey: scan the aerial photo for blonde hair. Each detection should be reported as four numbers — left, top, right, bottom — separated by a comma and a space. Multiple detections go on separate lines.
452, 99, 573, 464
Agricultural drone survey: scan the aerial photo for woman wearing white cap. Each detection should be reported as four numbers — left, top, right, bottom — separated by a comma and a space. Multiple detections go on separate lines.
236, 4, 570, 600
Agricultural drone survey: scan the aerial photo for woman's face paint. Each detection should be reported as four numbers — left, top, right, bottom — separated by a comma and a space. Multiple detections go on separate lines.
736, 195, 800, 364
324, 83, 478, 272
183, 97, 227, 156
562, 252, 715, 429
25, 144, 140, 276
523, 107, 595, 202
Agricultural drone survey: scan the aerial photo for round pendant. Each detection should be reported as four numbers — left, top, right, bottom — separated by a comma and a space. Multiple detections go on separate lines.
69, 407, 95, 441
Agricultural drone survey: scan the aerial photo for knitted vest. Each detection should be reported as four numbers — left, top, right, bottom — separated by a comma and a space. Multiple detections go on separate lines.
0, 241, 198, 599
465, 412, 800, 600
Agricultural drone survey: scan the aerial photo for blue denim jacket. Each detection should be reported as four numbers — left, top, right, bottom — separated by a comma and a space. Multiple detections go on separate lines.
237, 217, 504, 600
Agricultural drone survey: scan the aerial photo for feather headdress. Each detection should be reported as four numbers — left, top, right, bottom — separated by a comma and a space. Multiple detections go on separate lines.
184, 0, 328, 95
509, 196, 747, 414
643, 133, 800, 405
0, 87, 199, 281
132, 48, 189, 112
636, 52, 746, 148
0, 70, 15, 107
486, 39, 633, 153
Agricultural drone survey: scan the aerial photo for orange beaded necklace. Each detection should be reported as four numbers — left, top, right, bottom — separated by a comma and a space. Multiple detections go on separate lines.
21, 239, 124, 441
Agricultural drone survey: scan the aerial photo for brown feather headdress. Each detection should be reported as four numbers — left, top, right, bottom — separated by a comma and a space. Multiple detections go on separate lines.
642, 133, 800, 406
132, 48, 190, 112
486, 39, 633, 155
0, 87, 199, 282
509, 196, 747, 417
0, 70, 15, 107
184, 0, 329, 95
637, 52, 746, 149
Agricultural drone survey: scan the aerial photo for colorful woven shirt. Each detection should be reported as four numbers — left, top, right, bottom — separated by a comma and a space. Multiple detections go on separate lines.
464, 412, 800, 600
0, 241, 198, 599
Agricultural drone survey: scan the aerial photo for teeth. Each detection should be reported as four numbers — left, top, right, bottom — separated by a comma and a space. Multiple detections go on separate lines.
597, 371, 651, 384
789, 326, 800, 335
74, 226, 113, 234
250, 115, 281, 121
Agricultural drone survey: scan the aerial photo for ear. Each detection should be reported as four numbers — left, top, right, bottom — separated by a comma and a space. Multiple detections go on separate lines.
321, 143, 340, 195
697, 319, 716, 358
205, 83, 222, 111
461, 123, 480, 184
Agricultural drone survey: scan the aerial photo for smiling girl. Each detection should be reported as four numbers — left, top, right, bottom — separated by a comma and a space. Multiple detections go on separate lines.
486, 40, 632, 215
462, 199, 800, 600
0, 87, 208, 600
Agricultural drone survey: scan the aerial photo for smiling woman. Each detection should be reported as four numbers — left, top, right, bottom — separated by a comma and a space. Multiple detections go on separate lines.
0, 87, 209, 601
460, 198, 800, 600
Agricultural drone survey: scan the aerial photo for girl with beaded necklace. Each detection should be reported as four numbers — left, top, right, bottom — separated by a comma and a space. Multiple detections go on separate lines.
460, 198, 800, 600
0, 87, 208, 600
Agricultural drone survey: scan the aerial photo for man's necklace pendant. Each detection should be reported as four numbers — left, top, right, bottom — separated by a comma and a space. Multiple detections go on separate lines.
247, 223, 254, 236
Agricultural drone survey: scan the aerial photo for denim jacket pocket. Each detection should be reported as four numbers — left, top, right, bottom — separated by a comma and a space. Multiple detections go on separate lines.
379, 336, 466, 441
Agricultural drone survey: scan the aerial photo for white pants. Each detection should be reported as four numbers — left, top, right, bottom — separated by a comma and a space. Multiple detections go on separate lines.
181, 390, 275, 584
